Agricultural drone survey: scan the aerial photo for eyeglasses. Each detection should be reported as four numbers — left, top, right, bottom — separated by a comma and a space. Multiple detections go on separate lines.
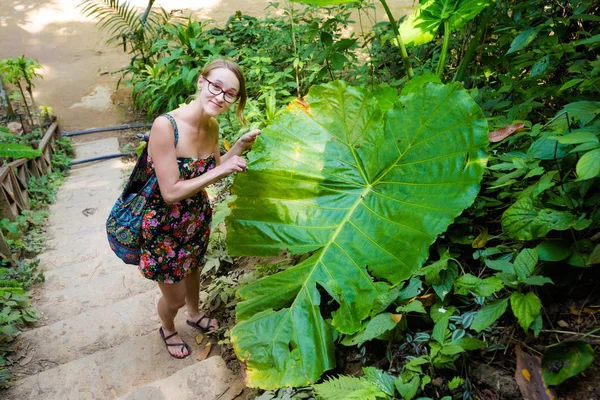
204, 77, 239, 103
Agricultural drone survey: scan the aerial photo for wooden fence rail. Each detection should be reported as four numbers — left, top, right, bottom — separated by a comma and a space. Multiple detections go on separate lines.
0, 121, 61, 260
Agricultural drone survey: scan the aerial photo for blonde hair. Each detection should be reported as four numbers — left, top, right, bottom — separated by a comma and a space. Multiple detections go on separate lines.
200, 59, 247, 125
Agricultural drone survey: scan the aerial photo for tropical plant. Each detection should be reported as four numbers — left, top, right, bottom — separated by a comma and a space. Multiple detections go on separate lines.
226, 80, 488, 388
0, 56, 43, 130
0, 126, 42, 159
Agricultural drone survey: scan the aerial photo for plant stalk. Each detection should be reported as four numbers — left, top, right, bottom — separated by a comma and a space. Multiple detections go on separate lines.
436, 20, 451, 79
140, 0, 155, 27
453, 3, 494, 83
16, 81, 34, 131
379, 0, 414, 80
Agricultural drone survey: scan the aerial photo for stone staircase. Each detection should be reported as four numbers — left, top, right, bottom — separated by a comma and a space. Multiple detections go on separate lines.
4, 138, 243, 400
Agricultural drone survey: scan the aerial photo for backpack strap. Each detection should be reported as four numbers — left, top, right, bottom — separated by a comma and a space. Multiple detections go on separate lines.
159, 113, 179, 147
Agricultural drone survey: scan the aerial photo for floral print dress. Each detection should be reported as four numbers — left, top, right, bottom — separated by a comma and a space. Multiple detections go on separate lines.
139, 116, 216, 283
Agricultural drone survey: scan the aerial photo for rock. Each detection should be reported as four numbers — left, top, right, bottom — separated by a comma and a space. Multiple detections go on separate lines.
7, 121, 22, 135
471, 363, 521, 399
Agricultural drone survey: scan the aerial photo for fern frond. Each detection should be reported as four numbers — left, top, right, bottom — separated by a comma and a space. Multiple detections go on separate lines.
314, 376, 389, 400
78, 0, 143, 36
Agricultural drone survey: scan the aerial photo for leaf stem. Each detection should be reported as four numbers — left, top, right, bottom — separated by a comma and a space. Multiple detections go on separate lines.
436, 20, 451, 79
379, 0, 414, 80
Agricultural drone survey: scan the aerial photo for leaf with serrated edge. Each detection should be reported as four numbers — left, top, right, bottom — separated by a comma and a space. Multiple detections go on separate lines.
228, 81, 488, 389
511, 292, 542, 332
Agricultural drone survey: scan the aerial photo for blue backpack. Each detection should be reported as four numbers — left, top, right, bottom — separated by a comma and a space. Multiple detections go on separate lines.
106, 114, 179, 264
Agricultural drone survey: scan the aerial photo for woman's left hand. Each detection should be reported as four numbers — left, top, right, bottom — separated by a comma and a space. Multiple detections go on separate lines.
238, 129, 261, 151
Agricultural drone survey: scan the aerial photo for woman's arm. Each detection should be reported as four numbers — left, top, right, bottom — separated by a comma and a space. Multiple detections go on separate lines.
149, 117, 246, 205
220, 129, 261, 163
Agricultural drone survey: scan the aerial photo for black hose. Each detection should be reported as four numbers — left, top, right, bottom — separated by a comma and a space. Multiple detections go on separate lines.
70, 153, 133, 166
63, 123, 152, 137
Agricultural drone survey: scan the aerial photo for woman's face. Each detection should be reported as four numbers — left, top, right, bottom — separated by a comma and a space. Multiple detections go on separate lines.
198, 68, 240, 117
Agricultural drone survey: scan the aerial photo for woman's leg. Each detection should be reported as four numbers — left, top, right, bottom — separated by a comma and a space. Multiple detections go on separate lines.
185, 268, 218, 330
157, 280, 189, 357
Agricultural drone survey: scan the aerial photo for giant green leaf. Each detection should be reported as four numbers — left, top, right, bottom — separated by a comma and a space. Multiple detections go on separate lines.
228, 81, 488, 389
399, 0, 492, 46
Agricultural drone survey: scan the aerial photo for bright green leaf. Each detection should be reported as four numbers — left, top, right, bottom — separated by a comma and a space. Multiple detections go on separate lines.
513, 248, 538, 281
401, 73, 442, 96
523, 276, 554, 286
363, 367, 396, 396
229, 81, 488, 388
341, 313, 398, 347
448, 376, 464, 390
510, 292, 542, 332
548, 130, 599, 144
454, 337, 486, 350
397, 301, 427, 314
502, 197, 577, 240
400, 0, 492, 46
0, 143, 42, 159
395, 375, 420, 400
454, 274, 504, 297
576, 148, 600, 181
471, 298, 509, 332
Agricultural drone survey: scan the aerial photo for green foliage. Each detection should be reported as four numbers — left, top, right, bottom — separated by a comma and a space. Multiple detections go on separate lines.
81, 0, 600, 395
399, 0, 492, 46
228, 81, 488, 388
542, 341, 595, 385
0, 142, 41, 159
0, 260, 43, 388
314, 375, 388, 400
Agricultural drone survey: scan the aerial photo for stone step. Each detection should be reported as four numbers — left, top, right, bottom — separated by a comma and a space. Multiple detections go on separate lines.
34, 264, 154, 325
5, 331, 232, 400
72, 137, 120, 162
12, 290, 161, 375
116, 357, 244, 400
42, 255, 125, 291
37, 235, 114, 270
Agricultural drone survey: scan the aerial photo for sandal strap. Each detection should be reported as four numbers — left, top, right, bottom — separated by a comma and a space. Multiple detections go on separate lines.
163, 330, 179, 341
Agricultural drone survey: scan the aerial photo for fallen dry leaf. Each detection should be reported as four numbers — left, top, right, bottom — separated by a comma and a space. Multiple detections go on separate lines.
195, 333, 205, 345
414, 293, 436, 306
472, 227, 489, 249
557, 320, 569, 328
488, 123, 525, 143
196, 343, 212, 361
514, 345, 557, 400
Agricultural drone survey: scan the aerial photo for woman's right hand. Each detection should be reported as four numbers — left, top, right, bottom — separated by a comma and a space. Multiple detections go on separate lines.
219, 155, 247, 177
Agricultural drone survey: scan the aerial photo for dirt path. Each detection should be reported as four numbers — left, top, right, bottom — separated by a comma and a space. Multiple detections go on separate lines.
0, 0, 412, 131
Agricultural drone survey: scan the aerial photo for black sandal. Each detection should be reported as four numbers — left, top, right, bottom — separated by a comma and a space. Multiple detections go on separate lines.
159, 327, 191, 359
186, 315, 218, 333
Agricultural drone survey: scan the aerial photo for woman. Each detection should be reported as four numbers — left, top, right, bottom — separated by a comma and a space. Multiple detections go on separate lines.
141, 59, 260, 358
